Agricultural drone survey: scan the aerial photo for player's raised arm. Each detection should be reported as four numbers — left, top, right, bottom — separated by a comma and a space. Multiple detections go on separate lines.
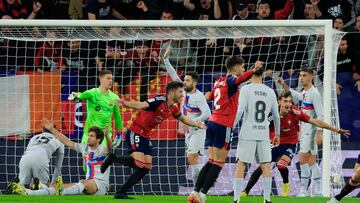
68, 89, 94, 101
116, 98, 149, 110
163, 47, 182, 82
42, 118, 76, 150
103, 125, 112, 153
308, 118, 351, 136
177, 114, 206, 129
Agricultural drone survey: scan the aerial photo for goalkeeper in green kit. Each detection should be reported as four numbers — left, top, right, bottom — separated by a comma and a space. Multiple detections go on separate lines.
68, 70, 122, 148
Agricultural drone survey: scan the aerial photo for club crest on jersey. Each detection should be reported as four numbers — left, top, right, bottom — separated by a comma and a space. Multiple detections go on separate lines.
109, 102, 114, 106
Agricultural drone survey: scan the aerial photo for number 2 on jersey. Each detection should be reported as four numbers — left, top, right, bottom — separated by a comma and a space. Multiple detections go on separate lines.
214, 88, 221, 110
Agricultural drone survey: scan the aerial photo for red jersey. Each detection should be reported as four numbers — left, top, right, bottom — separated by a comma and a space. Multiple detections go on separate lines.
35, 41, 64, 70
129, 95, 181, 138
270, 106, 311, 144
208, 70, 254, 127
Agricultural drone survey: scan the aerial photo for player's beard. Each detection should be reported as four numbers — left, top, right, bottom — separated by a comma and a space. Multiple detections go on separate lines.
185, 85, 194, 92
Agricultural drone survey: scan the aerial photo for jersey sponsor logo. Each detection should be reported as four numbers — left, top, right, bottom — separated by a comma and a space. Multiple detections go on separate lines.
108, 102, 114, 106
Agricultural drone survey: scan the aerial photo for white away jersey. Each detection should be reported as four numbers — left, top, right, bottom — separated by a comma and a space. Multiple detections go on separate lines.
25, 132, 64, 159
75, 143, 109, 184
238, 83, 280, 141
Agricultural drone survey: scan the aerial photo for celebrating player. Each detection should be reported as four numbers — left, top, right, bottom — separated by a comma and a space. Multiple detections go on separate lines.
233, 65, 280, 203
278, 68, 324, 196
100, 81, 206, 199
238, 91, 350, 200
187, 56, 262, 203
68, 69, 122, 146
10, 119, 112, 196
163, 47, 211, 185
328, 154, 360, 202
9, 127, 64, 192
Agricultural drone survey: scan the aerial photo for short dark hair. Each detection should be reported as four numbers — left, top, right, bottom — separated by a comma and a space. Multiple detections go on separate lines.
88, 126, 105, 144
99, 70, 112, 78
166, 81, 184, 94
134, 40, 151, 48
300, 67, 314, 75
278, 91, 292, 101
225, 56, 244, 71
258, 0, 270, 6
253, 66, 264, 76
185, 71, 199, 82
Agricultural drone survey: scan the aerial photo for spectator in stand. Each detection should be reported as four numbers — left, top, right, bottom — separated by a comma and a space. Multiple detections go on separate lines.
317, 0, 355, 29
0, 0, 41, 19
30, 0, 69, 19
35, 30, 65, 73
333, 16, 345, 31
160, 9, 174, 20
69, 0, 82, 19
231, 0, 257, 20
62, 40, 92, 72
183, 0, 221, 19
347, 15, 360, 52
136, 0, 171, 20
336, 38, 359, 95
255, 0, 293, 20
84, 0, 126, 20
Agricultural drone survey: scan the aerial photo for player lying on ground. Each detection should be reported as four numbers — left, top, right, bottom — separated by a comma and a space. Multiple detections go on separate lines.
10, 119, 112, 195
163, 46, 211, 185
8, 127, 64, 193
278, 68, 324, 196
187, 57, 263, 203
237, 91, 350, 201
327, 154, 360, 203
233, 65, 281, 203
68, 69, 122, 146
100, 81, 206, 199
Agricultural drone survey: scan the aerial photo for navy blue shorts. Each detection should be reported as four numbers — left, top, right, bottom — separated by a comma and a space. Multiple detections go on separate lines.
271, 144, 297, 163
357, 153, 360, 164
125, 130, 153, 156
206, 121, 233, 150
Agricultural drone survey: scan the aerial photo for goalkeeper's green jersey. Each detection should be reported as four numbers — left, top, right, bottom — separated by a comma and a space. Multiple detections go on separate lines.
77, 88, 122, 145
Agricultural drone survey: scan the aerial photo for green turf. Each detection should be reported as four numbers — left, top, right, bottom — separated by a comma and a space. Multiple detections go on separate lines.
0, 195, 359, 203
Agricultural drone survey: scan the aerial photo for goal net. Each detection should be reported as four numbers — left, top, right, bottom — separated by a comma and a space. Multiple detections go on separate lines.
0, 20, 345, 197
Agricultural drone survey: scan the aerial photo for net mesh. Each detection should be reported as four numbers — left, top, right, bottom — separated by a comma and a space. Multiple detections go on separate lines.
0, 23, 345, 196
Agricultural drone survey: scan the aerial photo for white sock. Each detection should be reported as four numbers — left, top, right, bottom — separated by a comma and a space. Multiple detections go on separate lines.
233, 178, 243, 201
262, 177, 272, 201
25, 187, 55, 195
199, 192, 206, 200
63, 182, 84, 195
300, 164, 310, 193
191, 164, 202, 185
310, 163, 321, 194
40, 184, 48, 189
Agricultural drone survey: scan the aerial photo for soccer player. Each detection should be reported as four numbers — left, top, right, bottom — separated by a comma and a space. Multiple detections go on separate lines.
187, 56, 263, 203
15, 127, 64, 189
68, 69, 122, 145
328, 154, 360, 202
163, 47, 211, 185
233, 65, 280, 203
237, 91, 350, 200
278, 68, 324, 196
100, 81, 206, 199
11, 118, 113, 196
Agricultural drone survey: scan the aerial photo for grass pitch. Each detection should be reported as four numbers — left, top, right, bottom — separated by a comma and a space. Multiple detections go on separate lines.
0, 195, 359, 203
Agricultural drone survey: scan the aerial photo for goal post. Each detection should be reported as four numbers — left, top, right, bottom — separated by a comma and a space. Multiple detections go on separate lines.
0, 19, 343, 197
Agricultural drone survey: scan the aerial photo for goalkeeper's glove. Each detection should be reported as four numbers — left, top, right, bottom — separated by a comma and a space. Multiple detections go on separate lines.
112, 133, 122, 149
68, 92, 80, 101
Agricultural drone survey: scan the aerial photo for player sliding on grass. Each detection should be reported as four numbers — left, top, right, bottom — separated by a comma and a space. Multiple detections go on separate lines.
328, 153, 360, 203
10, 119, 112, 196
100, 81, 206, 199
187, 57, 263, 203
237, 91, 350, 201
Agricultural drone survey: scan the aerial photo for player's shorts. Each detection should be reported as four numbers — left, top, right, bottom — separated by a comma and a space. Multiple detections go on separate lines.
19, 152, 49, 185
206, 121, 232, 150
125, 130, 153, 156
185, 128, 206, 155
299, 128, 317, 155
357, 153, 360, 164
236, 140, 272, 164
271, 144, 297, 163
93, 179, 109, 195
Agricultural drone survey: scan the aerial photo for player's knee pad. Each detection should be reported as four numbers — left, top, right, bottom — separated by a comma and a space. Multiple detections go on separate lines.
277, 159, 289, 170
